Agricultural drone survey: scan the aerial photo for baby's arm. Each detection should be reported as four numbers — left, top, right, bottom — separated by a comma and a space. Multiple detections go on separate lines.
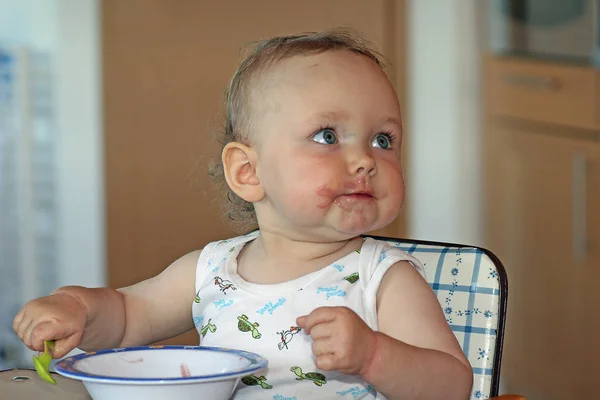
366, 261, 473, 399
112, 249, 200, 347
14, 250, 200, 357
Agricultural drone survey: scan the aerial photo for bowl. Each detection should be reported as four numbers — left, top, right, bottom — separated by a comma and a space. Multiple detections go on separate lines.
54, 345, 268, 400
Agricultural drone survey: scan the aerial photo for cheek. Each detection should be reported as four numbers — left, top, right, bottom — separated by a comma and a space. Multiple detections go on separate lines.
263, 154, 335, 202
304, 157, 345, 208
379, 158, 405, 198
287, 156, 341, 209
379, 154, 404, 179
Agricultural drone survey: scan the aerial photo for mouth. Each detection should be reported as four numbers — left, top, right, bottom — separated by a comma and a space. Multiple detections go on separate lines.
341, 179, 374, 198
333, 191, 376, 212
343, 192, 373, 199
315, 183, 376, 209
336, 191, 376, 203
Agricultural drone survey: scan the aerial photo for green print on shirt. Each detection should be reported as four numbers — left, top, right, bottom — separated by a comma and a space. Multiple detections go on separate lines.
241, 374, 273, 389
194, 289, 201, 304
290, 366, 327, 386
200, 318, 217, 337
343, 272, 359, 284
237, 314, 262, 339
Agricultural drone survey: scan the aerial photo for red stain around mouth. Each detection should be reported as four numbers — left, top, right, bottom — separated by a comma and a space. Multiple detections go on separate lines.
316, 185, 336, 209
316, 181, 373, 209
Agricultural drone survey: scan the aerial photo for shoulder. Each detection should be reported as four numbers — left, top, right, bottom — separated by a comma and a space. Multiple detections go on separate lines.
203, 231, 260, 256
373, 241, 432, 324
151, 249, 204, 283
366, 238, 425, 278
158, 232, 256, 281
375, 258, 445, 337
376, 259, 428, 306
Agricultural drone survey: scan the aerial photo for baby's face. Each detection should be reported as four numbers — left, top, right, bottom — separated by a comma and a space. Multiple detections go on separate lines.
249, 50, 405, 241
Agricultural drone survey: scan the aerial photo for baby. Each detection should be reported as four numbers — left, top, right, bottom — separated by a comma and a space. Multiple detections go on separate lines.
13, 29, 473, 399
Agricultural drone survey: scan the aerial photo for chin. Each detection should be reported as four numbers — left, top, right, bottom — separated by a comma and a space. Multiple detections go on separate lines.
331, 212, 390, 236
336, 221, 382, 237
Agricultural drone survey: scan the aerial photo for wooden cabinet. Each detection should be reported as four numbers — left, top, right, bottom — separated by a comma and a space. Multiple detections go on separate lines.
486, 57, 598, 130
485, 125, 600, 398
102, 0, 407, 345
485, 56, 600, 399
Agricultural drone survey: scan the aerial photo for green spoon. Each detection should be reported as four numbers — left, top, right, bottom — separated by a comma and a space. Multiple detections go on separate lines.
33, 340, 56, 384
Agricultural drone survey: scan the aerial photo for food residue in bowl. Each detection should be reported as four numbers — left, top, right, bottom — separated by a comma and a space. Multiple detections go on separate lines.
124, 358, 144, 363
180, 363, 191, 377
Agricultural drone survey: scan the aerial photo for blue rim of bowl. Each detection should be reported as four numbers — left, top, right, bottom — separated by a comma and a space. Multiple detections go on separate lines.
54, 345, 268, 384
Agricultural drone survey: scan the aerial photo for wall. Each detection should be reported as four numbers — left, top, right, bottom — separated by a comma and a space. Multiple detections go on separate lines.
406, 0, 484, 246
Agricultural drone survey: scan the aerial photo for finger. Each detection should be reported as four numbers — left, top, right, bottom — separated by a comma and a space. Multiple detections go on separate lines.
311, 337, 336, 357
53, 333, 83, 359
296, 316, 307, 329
12, 309, 24, 333
20, 318, 36, 345
29, 321, 74, 352
315, 354, 337, 371
29, 323, 55, 352
14, 309, 30, 338
307, 322, 334, 340
300, 307, 337, 333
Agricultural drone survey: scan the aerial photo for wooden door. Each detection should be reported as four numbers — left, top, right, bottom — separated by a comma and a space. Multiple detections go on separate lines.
102, 0, 406, 345
485, 126, 600, 398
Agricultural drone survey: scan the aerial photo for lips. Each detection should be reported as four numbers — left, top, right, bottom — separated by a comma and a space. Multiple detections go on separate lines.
342, 193, 373, 199
315, 182, 376, 209
334, 192, 375, 212
335, 179, 377, 202
336, 192, 376, 204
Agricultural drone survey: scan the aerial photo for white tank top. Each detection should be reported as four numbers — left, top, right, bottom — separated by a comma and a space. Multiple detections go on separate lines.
192, 230, 424, 400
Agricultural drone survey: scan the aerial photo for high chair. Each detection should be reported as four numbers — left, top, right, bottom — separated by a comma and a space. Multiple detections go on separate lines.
365, 235, 524, 400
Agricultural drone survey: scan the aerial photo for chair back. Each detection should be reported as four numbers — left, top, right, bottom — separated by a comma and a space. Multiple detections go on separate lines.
366, 235, 508, 399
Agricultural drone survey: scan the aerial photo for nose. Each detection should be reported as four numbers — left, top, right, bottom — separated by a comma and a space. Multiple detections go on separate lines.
348, 149, 377, 177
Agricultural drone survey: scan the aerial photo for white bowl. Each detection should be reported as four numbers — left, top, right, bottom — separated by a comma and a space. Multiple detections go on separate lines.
54, 345, 268, 400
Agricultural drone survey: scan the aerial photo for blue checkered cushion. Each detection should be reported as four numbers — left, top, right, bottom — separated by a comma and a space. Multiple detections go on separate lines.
375, 238, 505, 400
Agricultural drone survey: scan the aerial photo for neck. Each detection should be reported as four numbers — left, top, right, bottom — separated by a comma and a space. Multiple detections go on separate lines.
253, 229, 360, 263
236, 229, 363, 284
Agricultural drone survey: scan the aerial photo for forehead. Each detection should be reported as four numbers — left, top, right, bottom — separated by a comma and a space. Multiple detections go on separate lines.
247, 51, 399, 125
259, 50, 387, 92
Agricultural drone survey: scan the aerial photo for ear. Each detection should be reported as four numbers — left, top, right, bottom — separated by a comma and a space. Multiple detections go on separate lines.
222, 142, 264, 203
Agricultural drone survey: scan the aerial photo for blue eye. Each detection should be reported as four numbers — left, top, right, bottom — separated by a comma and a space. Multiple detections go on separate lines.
312, 128, 338, 145
372, 133, 393, 149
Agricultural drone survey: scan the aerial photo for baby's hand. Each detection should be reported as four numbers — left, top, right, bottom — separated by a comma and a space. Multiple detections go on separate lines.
13, 292, 88, 358
297, 306, 377, 375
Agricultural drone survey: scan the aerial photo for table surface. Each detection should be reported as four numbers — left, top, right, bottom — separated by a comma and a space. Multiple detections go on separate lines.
0, 369, 91, 399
